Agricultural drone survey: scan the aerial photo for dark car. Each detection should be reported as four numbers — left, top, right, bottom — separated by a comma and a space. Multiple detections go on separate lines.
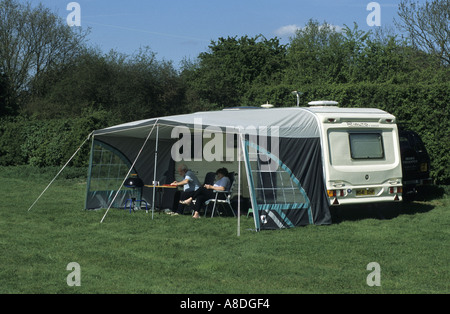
399, 129, 432, 200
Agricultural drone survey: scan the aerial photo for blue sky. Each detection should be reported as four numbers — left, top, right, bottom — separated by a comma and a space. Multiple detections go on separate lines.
33, 1, 414, 67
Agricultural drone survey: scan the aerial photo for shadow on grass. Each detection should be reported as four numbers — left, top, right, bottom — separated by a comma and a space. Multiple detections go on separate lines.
330, 185, 445, 224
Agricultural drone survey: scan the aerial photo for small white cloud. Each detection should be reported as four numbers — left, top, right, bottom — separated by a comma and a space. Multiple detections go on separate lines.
274, 23, 343, 37
274, 24, 301, 37
327, 24, 343, 33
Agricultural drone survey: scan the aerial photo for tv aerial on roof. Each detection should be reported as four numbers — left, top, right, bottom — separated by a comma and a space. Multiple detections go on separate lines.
291, 91, 303, 106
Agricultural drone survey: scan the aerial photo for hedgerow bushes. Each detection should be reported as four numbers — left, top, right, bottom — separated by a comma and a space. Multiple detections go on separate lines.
0, 110, 118, 168
0, 81, 448, 183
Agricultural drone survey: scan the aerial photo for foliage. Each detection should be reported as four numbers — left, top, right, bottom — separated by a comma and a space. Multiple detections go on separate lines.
284, 20, 349, 85
182, 35, 287, 108
25, 47, 185, 121
0, 0, 89, 110
396, 0, 450, 65
0, 110, 117, 168
285, 20, 446, 86
0, 70, 14, 115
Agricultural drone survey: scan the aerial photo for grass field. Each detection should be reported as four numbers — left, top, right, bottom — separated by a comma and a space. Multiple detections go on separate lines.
0, 166, 449, 294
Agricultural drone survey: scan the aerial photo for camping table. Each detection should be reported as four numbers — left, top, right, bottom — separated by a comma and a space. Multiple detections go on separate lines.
144, 184, 178, 213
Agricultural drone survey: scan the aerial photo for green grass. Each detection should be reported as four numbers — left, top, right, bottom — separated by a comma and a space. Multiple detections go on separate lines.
1, 166, 449, 293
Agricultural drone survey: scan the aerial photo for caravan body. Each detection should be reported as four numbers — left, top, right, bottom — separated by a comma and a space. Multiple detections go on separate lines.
307, 102, 403, 205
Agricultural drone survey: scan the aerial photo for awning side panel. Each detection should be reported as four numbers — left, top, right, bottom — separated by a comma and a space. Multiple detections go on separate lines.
243, 137, 331, 230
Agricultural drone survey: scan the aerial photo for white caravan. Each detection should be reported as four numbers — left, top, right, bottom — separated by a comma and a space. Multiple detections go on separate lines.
308, 101, 403, 205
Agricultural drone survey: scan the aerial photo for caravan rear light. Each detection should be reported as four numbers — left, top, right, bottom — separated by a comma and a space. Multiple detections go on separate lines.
327, 189, 344, 197
389, 187, 403, 194
328, 118, 336, 123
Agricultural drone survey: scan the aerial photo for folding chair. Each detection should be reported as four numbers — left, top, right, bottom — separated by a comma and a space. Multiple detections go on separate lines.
203, 172, 216, 186
205, 172, 237, 217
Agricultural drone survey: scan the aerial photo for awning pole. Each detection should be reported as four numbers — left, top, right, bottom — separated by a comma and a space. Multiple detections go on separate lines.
151, 124, 159, 219
241, 135, 259, 231
237, 130, 242, 237
27, 131, 93, 212
100, 120, 158, 223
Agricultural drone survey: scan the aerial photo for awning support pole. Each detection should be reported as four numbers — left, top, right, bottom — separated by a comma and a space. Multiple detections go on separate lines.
100, 120, 158, 223
151, 124, 159, 219
237, 130, 243, 237
27, 131, 93, 212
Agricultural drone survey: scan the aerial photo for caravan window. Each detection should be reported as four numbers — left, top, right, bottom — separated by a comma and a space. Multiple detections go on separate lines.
349, 133, 384, 159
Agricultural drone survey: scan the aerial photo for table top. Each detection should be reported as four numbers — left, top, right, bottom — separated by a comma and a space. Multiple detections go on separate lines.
144, 184, 178, 188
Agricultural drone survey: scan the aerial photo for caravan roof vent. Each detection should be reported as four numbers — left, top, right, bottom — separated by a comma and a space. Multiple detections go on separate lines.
223, 106, 260, 110
261, 102, 274, 108
308, 100, 339, 107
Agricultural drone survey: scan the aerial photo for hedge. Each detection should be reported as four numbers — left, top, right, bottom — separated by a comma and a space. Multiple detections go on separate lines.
0, 110, 118, 168
0, 82, 448, 183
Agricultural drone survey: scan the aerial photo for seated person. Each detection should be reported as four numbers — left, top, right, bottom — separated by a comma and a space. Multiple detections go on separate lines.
181, 168, 230, 219
170, 164, 200, 215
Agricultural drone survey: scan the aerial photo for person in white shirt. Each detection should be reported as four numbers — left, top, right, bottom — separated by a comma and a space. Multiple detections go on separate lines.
181, 168, 230, 219
170, 164, 201, 215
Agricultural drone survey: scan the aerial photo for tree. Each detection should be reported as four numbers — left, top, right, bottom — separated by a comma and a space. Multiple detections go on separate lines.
396, 0, 450, 65
0, 0, 89, 112
25, 46, 184, 121
0, 68, 13, 115
182, 35, 287, 108
285, 20, 347, 85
